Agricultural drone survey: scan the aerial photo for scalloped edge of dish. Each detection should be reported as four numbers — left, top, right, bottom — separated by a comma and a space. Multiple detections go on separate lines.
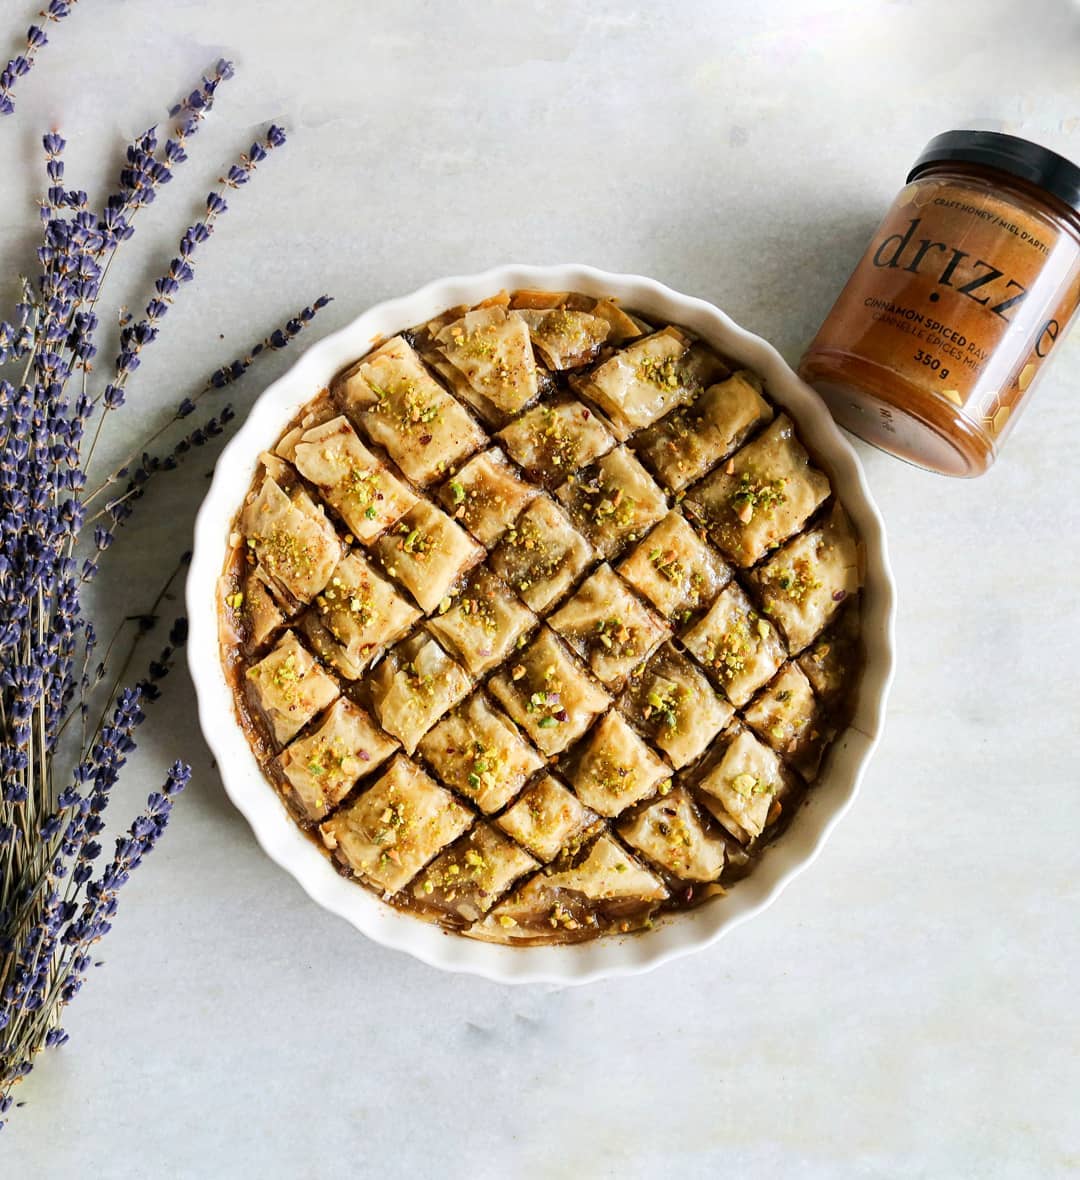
186, 264, 895, 985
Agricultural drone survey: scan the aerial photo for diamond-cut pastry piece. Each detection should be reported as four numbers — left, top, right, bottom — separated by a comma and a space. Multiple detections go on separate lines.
478, 835, 666, 942
507, 289, 567, 311
796, 601, 861, 706
488, 627, 610, 756
617, 512, 731, 626
743, 663, 831, 781
305, 550, 420, 676
369, 633, 471, 753
373, 499, 483, 614
695, 728, 795, 845
240, 475, 341, 604
573, 326, 729, 439
754, 503, 860, 653
635, 370, 773, 493
320, 755, 472, 894
590, 298, 649, 343
556, 446, 668, 559
619, 787, 726, 882
682, 582, 786, 706
426, 567, 535, 678
411, 824, 539, 923
278, 698, 397, 820
291, 415, 416, 543
224, 566, 285, 651
544, 835, 665, 900
489, 496, 594, 613
516, 307, 610, 370
683, 414, 831, 568
432, 306, 539, 422
337, 335, 486, 485
274, 402, 340, 462
497, 398, 615, 487
298, 612, 365, 681
566, 710, 671, 818
436, 448, 537, 546
547, 563, 669, 689
245, 631, 339, 746
245, 571, 287, 646
618, 642, 734, 770
495, 774, 599, 863
418, 693, 544, 814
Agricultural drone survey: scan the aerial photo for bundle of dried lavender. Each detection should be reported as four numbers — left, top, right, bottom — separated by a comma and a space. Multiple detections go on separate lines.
0, 43, 329, 1125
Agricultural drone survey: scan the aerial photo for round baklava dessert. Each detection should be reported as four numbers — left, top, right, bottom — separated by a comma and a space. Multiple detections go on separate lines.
219, 290, 862, 945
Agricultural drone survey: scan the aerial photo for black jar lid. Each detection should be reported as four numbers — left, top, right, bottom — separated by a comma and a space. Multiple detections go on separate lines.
907, 130, 1080, 216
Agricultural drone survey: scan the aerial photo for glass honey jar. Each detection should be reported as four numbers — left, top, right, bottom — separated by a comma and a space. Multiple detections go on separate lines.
799, 130, 1080, 476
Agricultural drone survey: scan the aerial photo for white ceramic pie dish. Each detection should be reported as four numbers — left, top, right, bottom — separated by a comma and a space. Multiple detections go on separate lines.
186, 264, 895, 985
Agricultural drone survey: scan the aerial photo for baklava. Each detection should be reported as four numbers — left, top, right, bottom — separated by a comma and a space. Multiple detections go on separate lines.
220, 290, 862, 944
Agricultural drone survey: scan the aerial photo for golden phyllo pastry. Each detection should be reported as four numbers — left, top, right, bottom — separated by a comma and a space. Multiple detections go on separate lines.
221, 288, 863, 944
320, 755, 472, 894
245, 631, 339, 746
291, 415, 416, 543
338, 335, 486, 484
278, 698, 397, 820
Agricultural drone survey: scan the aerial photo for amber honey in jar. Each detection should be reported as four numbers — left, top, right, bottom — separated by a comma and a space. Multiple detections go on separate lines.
799, 130, 1080, 476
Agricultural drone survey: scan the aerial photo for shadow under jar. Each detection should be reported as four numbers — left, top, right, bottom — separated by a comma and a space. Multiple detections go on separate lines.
800, 130, 1080, 477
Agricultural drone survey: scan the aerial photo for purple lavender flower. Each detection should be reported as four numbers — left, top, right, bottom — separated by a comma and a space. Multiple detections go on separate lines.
90, 123, 291, 449
0, 1, 79, 117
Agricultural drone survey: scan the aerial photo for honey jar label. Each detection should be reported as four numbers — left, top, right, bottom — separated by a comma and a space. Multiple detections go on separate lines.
815, 175, 1080, 444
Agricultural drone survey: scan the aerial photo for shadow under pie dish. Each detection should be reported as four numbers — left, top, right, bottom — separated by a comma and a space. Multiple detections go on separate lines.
188, 266, 894, 983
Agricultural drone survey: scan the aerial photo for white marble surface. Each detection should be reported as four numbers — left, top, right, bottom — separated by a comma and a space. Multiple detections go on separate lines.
3, 1, 1080, 1175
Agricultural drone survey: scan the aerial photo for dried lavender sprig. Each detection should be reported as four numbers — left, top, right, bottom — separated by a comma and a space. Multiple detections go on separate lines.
103, 59, 234, 234
103, 123, 289, 407
1, 688, 146, 1035
86, 406, 236, 530
3, 555, 189, 980
61, 61, 235, 388
42, 68, 236, 653
82, 294, 332, 511
0, 760, 189, 1127
82, 124, 289, 470
206, 293, 332, 392
0, 2, 79, 118
82, 554, 191, 757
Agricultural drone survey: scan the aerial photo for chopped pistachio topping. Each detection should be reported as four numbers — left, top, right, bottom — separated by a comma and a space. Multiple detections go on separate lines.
771, 557, 822, 602
264, 651, 300, 700
730, 470, 787, 525
457, 591, 499, 632
587, 482, 637, 529
643, 685, 680, 732
523, 665, 569, 727
636, 353, 682, 390
396, 522, 434, 557
344, 465, 381, 509
257, 527, 315, 581
587, 755, 636, 797
706, 616, 755, 680
371, 378, 441, 430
